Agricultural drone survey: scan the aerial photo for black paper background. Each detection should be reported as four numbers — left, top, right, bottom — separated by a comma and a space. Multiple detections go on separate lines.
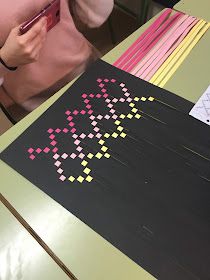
1, 60, 210, 280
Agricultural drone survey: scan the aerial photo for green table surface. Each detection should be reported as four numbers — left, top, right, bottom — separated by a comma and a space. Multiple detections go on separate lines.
0, 202, 70, 280
1, 8, 210, 280
175, 0, 210, 22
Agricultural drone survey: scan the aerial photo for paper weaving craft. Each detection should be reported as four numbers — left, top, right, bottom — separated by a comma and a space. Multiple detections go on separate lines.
1, 60, 210, 280
189, 85, 210, 126
114, 9, 210, 86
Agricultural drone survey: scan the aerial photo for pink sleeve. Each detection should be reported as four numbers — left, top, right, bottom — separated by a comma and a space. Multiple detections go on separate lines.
74, 0, 114, 28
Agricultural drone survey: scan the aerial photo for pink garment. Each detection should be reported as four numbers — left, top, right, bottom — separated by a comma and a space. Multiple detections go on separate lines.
0, 0, 113, 110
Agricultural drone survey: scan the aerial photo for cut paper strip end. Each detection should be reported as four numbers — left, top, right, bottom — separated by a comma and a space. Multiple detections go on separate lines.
74, 139, 81, 145
96, 133, 102, 139
101, 146, 108, 152
89, 115, 95, 120
91, 121, 97, 126
53, 153, 60, 160
79, 153, 85, 159
69, 122, 75, 127
80, 133, 86, 139
29, 155, 35, 160
104, 153, 111, 158
65, 111, 71, 116
117, 126, 124, 132
71, 128, 76, 133
68, 176, 75, 182
72, 134, 78, 139
76, 146, 83, 152
97, 115, 103, 120
112, 132, 118, 138
105, 115, 110, 120
50, 140, 57, 146
132, 108, 138, 113
141, 97, 147, 101
77, 176, 84, 183
120, 132, 127, 138
104, 133, 110, 138
81, 160, 88, 167
61, 153, 68, 159
87, 153, 94, 159
28, 148, 34, 154
127, 113, 133, 119
134, 97, 140, 102
70, 153, 77, 159
43, 147, 50, 153
86, 104, 91, 109
59, 175, 66, 182
84, 167, 91, 175
55, 161, 61, 167
52, 147, 58, 153
119, 114, 126, 119
115, 120, 121, 125
135, 114, 141, 119
148, 96, 155, 101
99, 139, 105, 145
112, 115, 118, 120
95, 152, 103, 159
57, 168, 63, 174
73, 110, 79, 115
129, 103, 135, 108
86, 175, 93, 183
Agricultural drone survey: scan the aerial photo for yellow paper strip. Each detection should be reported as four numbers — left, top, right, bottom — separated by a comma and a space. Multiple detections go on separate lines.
159, 22, 210, 87
150, 20, 205, 85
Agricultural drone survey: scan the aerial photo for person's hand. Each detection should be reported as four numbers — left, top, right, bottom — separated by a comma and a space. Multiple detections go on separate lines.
0, 17, 47, 68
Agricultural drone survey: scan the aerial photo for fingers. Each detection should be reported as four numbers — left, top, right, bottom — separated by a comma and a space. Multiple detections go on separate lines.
21, 17, 47, 42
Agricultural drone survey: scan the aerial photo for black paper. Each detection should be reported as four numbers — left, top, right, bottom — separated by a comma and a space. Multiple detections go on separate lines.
1, 60, 210, 280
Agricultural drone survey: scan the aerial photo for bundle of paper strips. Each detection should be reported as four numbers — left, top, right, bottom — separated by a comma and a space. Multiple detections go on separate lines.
114, 8, 210, 87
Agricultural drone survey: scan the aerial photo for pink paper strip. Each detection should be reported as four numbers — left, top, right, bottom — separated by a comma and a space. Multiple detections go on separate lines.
131, 14, 189, 76
144, 18, 199, 81
136, 16, 196, 78
114, 9, 172, 68
122, 12, 182, 73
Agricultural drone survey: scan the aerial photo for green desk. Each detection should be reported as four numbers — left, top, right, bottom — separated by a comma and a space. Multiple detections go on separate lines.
175, 0, 210, 22
0, 202, 69, 280
1, 8, 210, 280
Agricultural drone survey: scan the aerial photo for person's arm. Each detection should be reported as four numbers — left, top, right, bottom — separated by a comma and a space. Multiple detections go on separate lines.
71, 0, 114, 28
